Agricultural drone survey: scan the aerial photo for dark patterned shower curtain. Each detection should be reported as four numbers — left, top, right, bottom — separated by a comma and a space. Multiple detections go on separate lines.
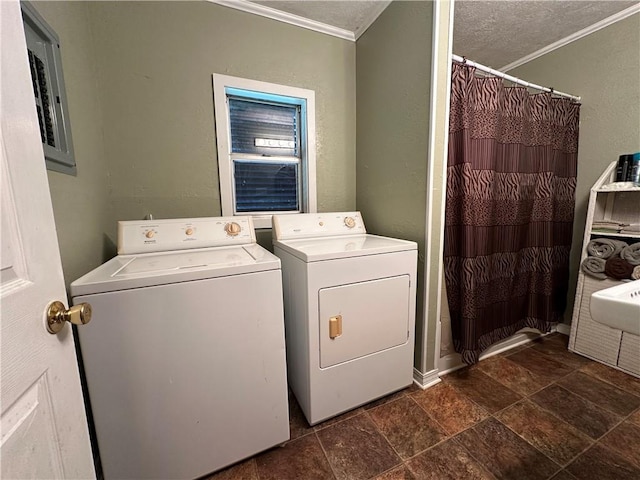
444, 62, 581, 365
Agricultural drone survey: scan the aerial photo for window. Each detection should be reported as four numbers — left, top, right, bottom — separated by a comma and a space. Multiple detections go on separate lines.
213, 74, 316, 228
21, 1, 76, 175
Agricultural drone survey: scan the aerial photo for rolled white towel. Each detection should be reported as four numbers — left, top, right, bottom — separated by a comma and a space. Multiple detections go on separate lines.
632, 265, 640, 280
621, 242, 640, 266
612, 239, 630, 256
587, 238, 628, 259
581, 257, 607, 280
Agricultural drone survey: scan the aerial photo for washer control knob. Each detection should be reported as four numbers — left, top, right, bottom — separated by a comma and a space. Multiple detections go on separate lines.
224, 222, 242, 236
344, 216, 356, 228
185, 228, 194, 236
145, 230, 155, 239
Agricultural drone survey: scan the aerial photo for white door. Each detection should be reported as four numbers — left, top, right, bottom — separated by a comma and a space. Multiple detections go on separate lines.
0, 1, 94, 478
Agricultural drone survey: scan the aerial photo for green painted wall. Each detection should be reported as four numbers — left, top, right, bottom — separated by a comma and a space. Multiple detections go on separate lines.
33, 1, 113, 288
510, 14, 640, 324
89, 1, 356, 239
33, 1, 356, 284
356, 1, 433, 370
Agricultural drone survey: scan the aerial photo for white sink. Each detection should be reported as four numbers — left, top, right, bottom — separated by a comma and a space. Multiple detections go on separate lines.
590, 280, 640, 335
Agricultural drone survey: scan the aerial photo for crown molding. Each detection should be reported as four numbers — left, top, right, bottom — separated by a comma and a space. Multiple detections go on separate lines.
500, 3, 640, 72
207, 0, 356, 41
354, 1, 392, 40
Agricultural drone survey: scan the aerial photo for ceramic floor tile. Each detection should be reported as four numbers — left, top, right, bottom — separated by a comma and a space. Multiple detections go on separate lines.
507, 348, 575, 382
373, 465, 416, 480
579, 362, 640, 397
205, 357, 640, 480
455, 418, 559, 480
404, 438, 495, 480
316, 414, 401, 480
443, 368, 522, 413
549, 470, 578, 480
598, 421, 640, 469
254, 434, 334, 480
402, 382, 422, 395
364, 388, 409, 410
529, 332, 567, 348
498, 343, 532, 356
204, 459, 258, 480
558, 371, 640, 417
566, 444, 640, 480
529, 335, 590, 370
530, 384, 621, 439
313, 406, 365, 430
474, 355, 550, 396
288, 390, 314, 440
368, 396, 447, 459
495, 400, 592, 466
629, 409, 640, 427
411, 382, 489, 435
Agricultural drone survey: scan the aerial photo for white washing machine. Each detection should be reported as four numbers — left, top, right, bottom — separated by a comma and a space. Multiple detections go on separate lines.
70, 217, 289, 479
272, 211, 417, 425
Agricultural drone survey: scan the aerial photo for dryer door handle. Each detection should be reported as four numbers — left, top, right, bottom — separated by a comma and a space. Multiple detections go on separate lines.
329, 315, 342, 339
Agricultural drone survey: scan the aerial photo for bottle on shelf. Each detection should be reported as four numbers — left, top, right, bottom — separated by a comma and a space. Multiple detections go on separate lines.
616, 154, 632, 182
627, 152, 640, 185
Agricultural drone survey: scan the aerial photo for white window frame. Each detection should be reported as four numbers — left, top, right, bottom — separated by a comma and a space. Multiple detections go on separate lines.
213, 74, 316, 229
21, 1, 76, 176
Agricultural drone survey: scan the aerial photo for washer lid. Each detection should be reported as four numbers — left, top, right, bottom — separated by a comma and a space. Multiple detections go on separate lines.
274, 234, 417, 262
70, 244, 280, 296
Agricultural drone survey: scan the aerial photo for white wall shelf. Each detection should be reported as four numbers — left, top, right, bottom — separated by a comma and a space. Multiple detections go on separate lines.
569, 160, 640, 378
591, 231, 640, 239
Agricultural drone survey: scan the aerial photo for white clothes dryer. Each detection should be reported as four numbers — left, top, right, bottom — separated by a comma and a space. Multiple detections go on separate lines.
272, 211, 417, 425
71, 217, 289, 479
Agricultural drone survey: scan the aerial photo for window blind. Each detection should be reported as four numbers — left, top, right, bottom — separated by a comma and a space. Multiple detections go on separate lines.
228, 98, 299, 157
234, 161, 298, 212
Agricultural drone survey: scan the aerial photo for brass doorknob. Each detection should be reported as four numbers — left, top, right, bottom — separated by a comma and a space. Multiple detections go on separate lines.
46, 301, 92, 334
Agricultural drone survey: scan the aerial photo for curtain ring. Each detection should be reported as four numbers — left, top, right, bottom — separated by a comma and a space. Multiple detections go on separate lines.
462, 56, 467, 64
550, 87, 555, 93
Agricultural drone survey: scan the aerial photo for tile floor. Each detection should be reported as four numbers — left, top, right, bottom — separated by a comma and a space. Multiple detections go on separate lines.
205, 334, 640, 480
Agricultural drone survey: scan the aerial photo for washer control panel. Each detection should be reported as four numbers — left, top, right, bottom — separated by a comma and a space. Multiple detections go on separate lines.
118, 216, 256, 254
273, 211, 366, 240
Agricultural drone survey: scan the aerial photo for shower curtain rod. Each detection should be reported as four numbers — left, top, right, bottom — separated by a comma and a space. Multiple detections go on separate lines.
452, 54, 581, 102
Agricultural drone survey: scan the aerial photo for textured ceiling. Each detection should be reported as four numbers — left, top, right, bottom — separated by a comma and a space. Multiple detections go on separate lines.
248, 0, 637, 68
453, 1, 639, 69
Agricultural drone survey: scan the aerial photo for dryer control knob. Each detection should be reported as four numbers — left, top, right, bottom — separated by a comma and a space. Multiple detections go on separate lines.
225, 222, 242, 236
344, 216, 356, 228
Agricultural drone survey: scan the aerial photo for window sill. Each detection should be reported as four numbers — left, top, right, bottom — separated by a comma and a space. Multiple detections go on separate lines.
252, 215, 273, 230
244, 212, 311, 230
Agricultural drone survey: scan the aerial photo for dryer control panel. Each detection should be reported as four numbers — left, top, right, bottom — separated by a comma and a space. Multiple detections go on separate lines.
118, 216, 256, 254
273, 211, 366, 240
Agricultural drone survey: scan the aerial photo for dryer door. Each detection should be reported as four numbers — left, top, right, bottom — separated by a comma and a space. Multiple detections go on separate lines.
319, 275, 410, 368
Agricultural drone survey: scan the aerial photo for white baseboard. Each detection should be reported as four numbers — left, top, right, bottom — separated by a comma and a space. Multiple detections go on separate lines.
556, 323, 571, 336
413, 368, 441, 390
437, 330, 546, 376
